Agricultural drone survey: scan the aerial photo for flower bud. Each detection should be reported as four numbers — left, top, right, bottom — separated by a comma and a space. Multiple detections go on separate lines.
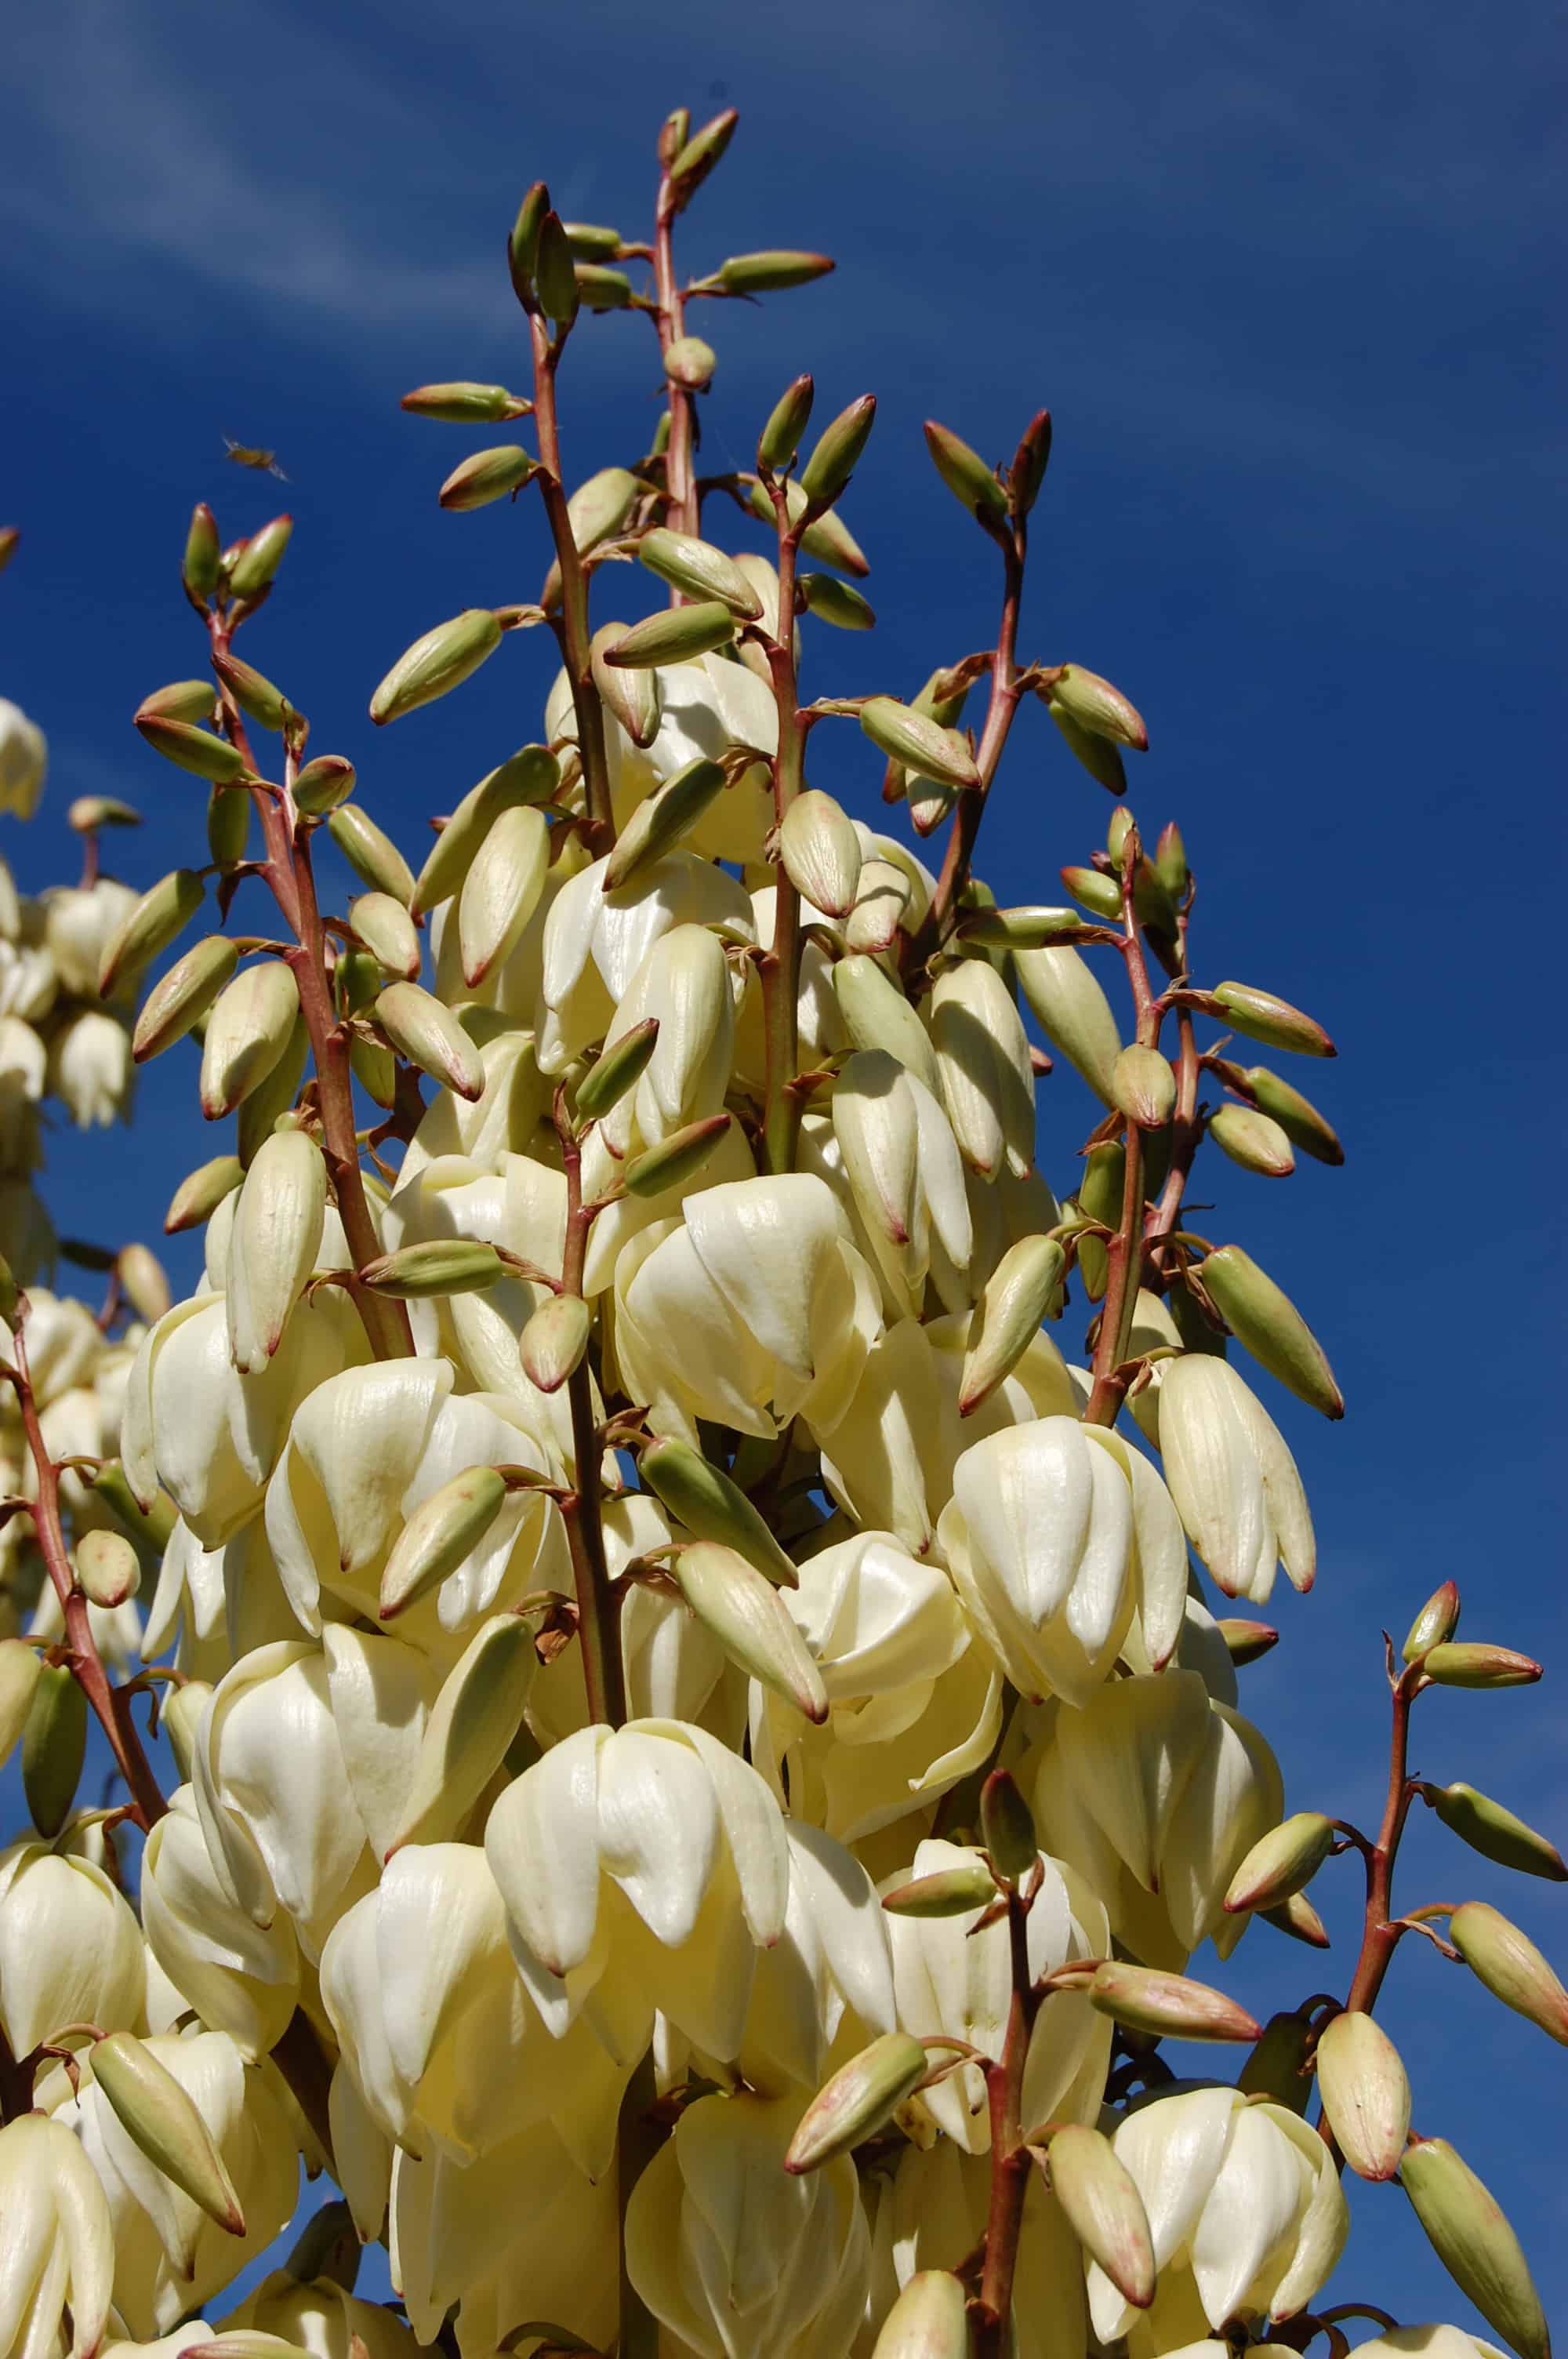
379, 1464, 509, 1621
561, 465, 643, 558
0, 1639, 42, 1769
206, 781, 250, 865
637, 528, 763, 619
1048, 664, 1149, 750
833, 953, 941, 1092
959, 903, 1086, 948
1403, 1579, 1462, 1661
228, 514, 292, 600
323, 814, 412, 918
369, 609, 503, 725
1433, 1783, 1566, 1881
745, 476, 870, 573
660, 335, 717, 392
1421, 1642, 1542, 1690
980, 1767, 1037, 1882
1047, 2123, 1156, 2309
401, 380, 530, 421
588, 621, 662, 747
757, 373, 814, 471
134, 713, 250, 785
601, 602, 738, 668
881, 1861, 1000, 1916
1047, 699, 1126, 794
1269, 1892, 1333, 1946
226, 1127, 327, 1373
640, 1434, 798, 1588
199, 961, 300, 1118
183, 503, 221, 598
1237, 2008, 1315, 2110
1208, 1102, 1295, 1176
1089, 1961, 1261, 2044
90, 2030, 245, 2234
1013, 946, 1123, 1105
411, 743, 558, 914
165, 1152, 244, 1234
1399, 2137, 1548, 2359
137, 679, 221, 724
1316, 2010, 1410, 2179
1111, 1043, 1177, 1129
779, 788, 862, 918
1062, 863, 1123, 920
1216, 1617, 1279, 1664
518, 1290, 590, 1393
343, 892, 418, 987
671, 1540, 827, 1721
212, 652, 289, 732
76, 1528, 141, 1609
99, 867, 205, 999
1200, 1242, 1343, 1419
529, 208, 578, 322
384, 1612, 536, 1852
798, 393, 877, 507
869, 2272, 970, 2359
959, 1234, 1066, 1415
622, 1110, 733, 1196
795, 574, 873, 634
713, 249, 834, 293
24, 1660, 87, 1837
1450, 1902, 1568, 2045
1223, 1811, 1335, 1914
576, 1017, 661, 1121
1210, 980, 1335, 1058
374, 981, 485, 1100
361, 1238, 506, 1299
603, 757, 727, 890
437, 444, 539, 511
1240, 1064, 1344, 1162
784, 2030, 929, 2172
924, 420, 1008, 524
859, 696, 980, 791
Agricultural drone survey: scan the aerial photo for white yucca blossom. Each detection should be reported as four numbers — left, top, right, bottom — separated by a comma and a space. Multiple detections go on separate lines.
0, 696, 47, 818
593, 920, 738, 1159
0, 1840, 145, 2055
874, 2137, 1089, 2359
0, 2112, 113, 2359
140, 1787, 301, 2059
217, 2269, 422, 2359
1155, 1352, 1316, 1601
886, 1837, 1111, 2154
49, 1008, 134, 1125
535, 846, 754, 1073
42, 881, 137, 999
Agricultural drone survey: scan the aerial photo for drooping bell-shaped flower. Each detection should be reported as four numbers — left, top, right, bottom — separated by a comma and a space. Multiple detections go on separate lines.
140, 1787, 301, 2059
0, 2111, 113, 2359
49, 1009, 134, 1127
0, 697, 48, 818
216, 2268, 423, 2359
535, 845, 753, 1073
0, 1838, 145, 2055
1155, 1353, 1315, 1602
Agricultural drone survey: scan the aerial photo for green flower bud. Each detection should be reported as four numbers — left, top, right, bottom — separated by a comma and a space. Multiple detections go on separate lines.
959, 903, 1085, 949
1237, 2008, 1315, 2110
622, 1111, 734, 1197
292, 755, 356, 816
575, 1017, 661, 1122
134, 712, 250, 786
832, 954, 941, 1094
980, 1768, 1037, 1882
91, 2031, 245, 2233
374, 981, 485, 1100
960, 1234, 1065, 1416
601, 602, 737, 669
411, 744, 558, 915
745, 477, 870, 575
1111, 1043, 1177, 1129
133, 936, 241, 1063
859, 696, 978, 792
437, 445, 539, 512
369, 609, 504, 725
666, 107, 739, 203
328, 805, 416, 903
379, 1465, 510, 1621
1239, 1064, 1344, 1162
518, 1292, 591, 1394
385, 1613, 536, 1852
183, 503, 221, 599
1403, 1579, 1461, 1661
1154, 819, 1189, 896
508, 182, 550, 293
1200, 1241, 1344, 1419
0, 1641, 42, 1773
590, 623, 662, 747
1074, 1140, 1125, 1301
99, 868, 205, 998
532, 210, 579, 325
1088, 1961, 1261, 2044
199, 961, 300, 1120
1013, 945, 1123, 1103
23, 1662, 86, 1837
1265, 1890, 1333, 1943
637, 528, 763, 619
1211, 980, 1336, 1059
639, 1435, 797, 1589
1432, 1783, 1566, 1882
1315, 2010, 1410, 2179
212, 652, 289, 732
75, 1528, 141, 1610
800, 573, 876, 630
1421, 1642, 1541, 1691
662, 335, 717, 388
1223, 1811, 1335, 1915
869, 2272, 969, 2359
603, 757, 727, 891
574, 263, 632, 311
1047, 700, 1126, 794
561, 221, 622, 259
228, 514, 292, 601
137, 679, 220, 724
757, 374, 815, 473
1208, 1102, 1295, 1177
1046, 2124, 1155, 2310
362, 1238, 506, 1299
562, 467, 643, 555
207, 782, 251, 867
880, 1862, 1000, 1917
799, 394, 877, 508
1450, 1901, 1568, 2046
1048, 663, 1148, 751
784, 2031, 929, 2173
1061, 864, 1123, 921
1007, 409, 1052, 518
1399, 2136, 1549, 2359
401, 381, 531, 422
117, 1243, 171, 1323
350, 892, 421, 982
923, 420, 1008, 525
671, 1541, 827, 1722
1215, 1617, 1279, 1666
778, 789, 862, 918
713, 250, 834, 293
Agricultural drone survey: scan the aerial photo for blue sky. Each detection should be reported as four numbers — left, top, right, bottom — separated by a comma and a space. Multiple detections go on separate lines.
4, 0, 1566, 2336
